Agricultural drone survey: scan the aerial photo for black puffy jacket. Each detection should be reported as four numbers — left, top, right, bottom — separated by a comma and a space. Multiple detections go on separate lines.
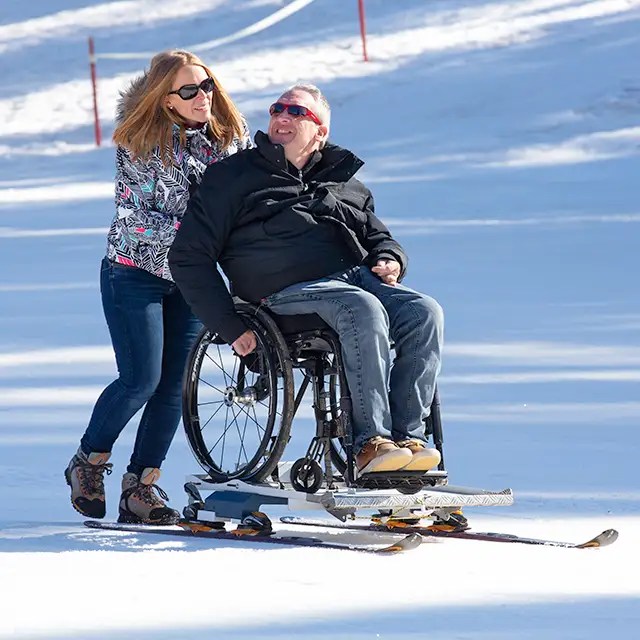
169, 131, 408, 343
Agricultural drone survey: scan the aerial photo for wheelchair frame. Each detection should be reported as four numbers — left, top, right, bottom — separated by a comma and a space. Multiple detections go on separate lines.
182, 300, 447, 494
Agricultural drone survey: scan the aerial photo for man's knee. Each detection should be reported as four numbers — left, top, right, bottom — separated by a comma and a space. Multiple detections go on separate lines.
335, 290, 389, 334
415, 294, 444, 331
351, 291, 388, 325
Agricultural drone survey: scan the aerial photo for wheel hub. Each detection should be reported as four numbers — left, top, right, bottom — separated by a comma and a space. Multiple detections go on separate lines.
223, 386, 236, 407
224, 385, 257, 407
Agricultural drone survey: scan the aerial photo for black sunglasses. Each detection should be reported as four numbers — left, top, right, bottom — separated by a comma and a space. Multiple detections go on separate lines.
168, 77, 216, 101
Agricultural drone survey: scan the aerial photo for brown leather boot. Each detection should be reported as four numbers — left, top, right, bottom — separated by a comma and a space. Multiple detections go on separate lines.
355, 437, 413, 474
64, 448, 112, 518
396, 439, 441, 471
118, 467, 180, 525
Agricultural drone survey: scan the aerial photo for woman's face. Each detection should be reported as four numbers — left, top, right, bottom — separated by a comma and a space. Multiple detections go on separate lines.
166, 65, 213, 127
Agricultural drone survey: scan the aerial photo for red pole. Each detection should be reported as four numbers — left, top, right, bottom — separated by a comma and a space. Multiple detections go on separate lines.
358, 0, 368, 62
88, 36, 102, 147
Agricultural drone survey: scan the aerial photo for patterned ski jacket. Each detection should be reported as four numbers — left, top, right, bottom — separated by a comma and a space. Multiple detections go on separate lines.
106, 75, 251, 280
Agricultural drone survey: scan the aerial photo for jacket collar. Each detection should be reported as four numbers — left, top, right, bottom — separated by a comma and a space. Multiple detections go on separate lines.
253, 130, 364, 181
172, 122, 209, 137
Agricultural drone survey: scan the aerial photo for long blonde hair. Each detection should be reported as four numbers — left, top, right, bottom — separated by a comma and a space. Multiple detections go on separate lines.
113, 50, 244, 166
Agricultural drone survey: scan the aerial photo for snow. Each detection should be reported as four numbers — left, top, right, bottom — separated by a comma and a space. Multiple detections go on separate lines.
1, 0, 639, 637
1, 517, 638, 639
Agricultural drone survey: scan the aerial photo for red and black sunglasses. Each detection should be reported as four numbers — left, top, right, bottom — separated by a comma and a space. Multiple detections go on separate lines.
269, 102, 323, 125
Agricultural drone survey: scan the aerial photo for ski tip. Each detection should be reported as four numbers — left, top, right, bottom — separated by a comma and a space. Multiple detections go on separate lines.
575, 528, 619, 549
376, 532, 423, 553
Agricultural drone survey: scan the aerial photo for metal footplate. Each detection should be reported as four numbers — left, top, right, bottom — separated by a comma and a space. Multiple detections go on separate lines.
324, 485, 514, 511
183, 469, 514, 524
354, 470, 448, 493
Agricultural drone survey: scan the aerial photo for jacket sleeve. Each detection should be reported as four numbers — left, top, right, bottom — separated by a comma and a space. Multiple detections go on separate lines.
168, 164, 248, 344
114, 146, 179, 246
357, 192, 408, 280
314, 185, 408, 280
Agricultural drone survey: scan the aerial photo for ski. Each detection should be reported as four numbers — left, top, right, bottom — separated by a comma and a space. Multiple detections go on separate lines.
83, 520, 422, 554
280, 516, 619, 549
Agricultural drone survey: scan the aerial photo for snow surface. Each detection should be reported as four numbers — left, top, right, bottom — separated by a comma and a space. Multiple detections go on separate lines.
1, 0, 639, 638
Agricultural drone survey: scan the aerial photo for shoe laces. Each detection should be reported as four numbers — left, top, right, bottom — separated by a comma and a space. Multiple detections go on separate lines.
134, 481, 170, 508
77, 458, 113, 495
366, 437, 395, 453
398, 439, 425, 449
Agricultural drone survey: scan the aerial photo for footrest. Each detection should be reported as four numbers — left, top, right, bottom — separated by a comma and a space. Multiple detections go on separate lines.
354, 470, 448, 493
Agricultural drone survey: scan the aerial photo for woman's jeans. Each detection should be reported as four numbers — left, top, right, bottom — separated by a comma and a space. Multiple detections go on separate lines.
263, 265, 444, 452
80, 258, 201, 474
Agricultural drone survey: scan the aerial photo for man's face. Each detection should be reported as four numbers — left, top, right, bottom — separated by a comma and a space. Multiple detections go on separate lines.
267, 89, 326, 159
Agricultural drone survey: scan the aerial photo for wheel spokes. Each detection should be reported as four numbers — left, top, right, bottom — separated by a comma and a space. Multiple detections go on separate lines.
194, 337, 283, 477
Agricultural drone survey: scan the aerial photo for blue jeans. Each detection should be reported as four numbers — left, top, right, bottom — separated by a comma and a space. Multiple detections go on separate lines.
80, 258, 201, 474
262, 266, 444, 451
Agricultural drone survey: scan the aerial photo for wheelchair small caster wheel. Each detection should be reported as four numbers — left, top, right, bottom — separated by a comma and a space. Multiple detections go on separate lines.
290, 458, 323, 494
396, 480, 423, 495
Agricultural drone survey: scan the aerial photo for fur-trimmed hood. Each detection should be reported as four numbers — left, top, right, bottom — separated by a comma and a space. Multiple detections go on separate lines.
107, 87, 252, 281
115, 73, 147, 125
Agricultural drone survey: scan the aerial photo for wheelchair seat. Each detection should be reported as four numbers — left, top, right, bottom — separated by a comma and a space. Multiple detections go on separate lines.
267, 312, 338, 358
232, 296, 331, 337
270, 312, 330, 336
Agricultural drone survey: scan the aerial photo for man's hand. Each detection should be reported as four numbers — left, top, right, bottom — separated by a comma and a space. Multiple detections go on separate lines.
371, 259, 401, 286
232, 329, 257, 356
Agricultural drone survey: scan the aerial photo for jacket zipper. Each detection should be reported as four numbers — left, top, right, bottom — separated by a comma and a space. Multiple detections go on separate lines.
298, 168, 308, 192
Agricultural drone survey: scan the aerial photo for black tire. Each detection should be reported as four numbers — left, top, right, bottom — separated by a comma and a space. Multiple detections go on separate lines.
182, 302, 295, 483
395, 481, 424, 495
290, 458, 323, 494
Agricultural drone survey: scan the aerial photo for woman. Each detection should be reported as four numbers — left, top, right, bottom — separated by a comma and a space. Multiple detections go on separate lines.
65, 50, 251, 525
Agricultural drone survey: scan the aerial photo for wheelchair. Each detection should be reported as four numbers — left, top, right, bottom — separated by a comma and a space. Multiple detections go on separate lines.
181, 299, 448, 496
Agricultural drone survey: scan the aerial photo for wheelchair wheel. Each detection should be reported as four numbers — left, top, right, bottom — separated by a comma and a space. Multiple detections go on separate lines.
182, 302, 295, 483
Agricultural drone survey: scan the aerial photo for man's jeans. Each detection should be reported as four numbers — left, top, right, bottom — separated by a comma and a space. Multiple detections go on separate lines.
80, 258, 201, 474
262, 266, 444, 452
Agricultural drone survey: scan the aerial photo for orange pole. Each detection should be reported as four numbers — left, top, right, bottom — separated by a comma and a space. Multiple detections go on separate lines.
88, 36, 102, 146
358, 0, 368, 62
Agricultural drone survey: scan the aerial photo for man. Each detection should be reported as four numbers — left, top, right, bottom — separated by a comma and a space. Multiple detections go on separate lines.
169, 83, 443, 475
